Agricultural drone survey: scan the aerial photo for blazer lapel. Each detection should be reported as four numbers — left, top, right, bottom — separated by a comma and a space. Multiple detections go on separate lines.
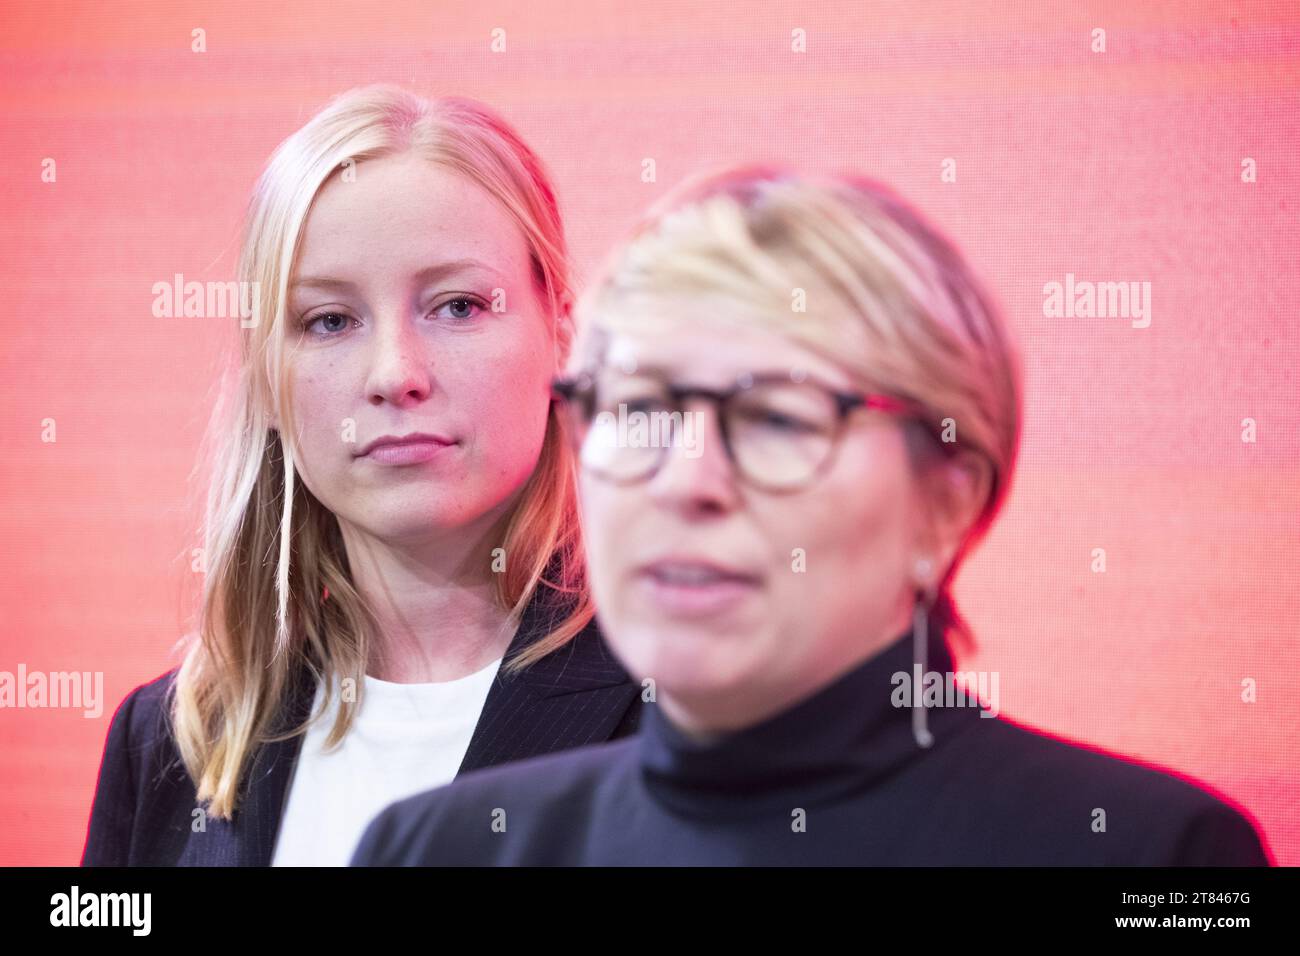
457, 593, 639, 775
231, 668, 316, 867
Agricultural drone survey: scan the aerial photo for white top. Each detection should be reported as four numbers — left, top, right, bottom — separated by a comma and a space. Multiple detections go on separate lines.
270, 655, 503, 867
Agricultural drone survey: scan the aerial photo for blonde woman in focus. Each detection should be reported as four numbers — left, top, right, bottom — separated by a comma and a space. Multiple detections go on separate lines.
81, 85, 641, 866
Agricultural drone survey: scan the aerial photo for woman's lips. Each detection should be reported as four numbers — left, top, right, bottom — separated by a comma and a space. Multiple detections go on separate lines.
636, 561, 762, 618
360, 438, 456, 466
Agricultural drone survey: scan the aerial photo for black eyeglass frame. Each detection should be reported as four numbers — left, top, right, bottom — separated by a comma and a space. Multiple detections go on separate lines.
550, 368, 945, 492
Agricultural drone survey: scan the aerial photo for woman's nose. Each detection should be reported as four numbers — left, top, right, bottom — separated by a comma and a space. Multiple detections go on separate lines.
645, 401, 741, 513
365, 315, 431, 407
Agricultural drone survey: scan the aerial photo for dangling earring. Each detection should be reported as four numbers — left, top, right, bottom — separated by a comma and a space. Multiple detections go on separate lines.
911, 556, 937, 749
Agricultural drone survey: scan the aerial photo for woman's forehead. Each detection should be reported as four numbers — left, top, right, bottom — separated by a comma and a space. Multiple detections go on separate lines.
597, 315, 854, 389
294, 155, 531, 282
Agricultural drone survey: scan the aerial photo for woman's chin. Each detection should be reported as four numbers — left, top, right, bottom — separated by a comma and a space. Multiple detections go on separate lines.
619, 631, 767, 701
340, 508, 483, 546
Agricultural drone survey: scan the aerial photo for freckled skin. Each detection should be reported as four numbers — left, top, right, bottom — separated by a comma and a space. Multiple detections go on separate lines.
283, 154, 556, 550
579, 315, 929, 735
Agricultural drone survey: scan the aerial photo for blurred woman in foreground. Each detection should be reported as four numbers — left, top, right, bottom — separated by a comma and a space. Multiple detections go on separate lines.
352, 166, 1270, 866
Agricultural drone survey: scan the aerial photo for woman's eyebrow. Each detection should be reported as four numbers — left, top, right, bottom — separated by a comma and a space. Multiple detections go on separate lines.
411, 259, 510, 287
290, 258, 509, 292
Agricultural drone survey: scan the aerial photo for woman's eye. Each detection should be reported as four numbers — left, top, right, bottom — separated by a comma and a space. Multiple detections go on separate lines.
741, 408, 819, 433
304, 311, 352, 336
599, 393, 668, 416
623, 398, 668, 415
761, 412, 801, 430
436, 296, 486, 321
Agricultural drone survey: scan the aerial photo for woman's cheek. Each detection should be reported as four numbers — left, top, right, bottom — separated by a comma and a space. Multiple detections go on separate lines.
579, 485, 623, 580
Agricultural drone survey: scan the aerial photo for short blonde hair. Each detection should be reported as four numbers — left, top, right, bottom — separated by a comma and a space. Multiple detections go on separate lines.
572, 165, 1023, 654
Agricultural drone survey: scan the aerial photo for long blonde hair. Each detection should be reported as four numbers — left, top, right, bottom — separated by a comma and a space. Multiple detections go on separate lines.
174, 85, 591, 819
572, 165, 1023, 656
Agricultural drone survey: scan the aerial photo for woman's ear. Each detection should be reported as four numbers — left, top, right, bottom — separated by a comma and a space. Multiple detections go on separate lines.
914, 452, 992, 578
551, 294, 574, 375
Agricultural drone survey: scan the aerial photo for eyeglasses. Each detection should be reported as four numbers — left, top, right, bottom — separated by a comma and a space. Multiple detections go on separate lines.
551, 367, 935, 492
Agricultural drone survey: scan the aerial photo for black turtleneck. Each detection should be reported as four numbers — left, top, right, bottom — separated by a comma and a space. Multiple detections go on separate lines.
353, 625, 1270, 866
636, 620, 976, 824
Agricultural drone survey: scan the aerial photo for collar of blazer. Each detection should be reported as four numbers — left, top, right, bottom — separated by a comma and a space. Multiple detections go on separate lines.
235, 582, 639, 866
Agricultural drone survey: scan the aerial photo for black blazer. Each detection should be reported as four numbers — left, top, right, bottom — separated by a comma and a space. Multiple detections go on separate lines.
80, 592, 642, 865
